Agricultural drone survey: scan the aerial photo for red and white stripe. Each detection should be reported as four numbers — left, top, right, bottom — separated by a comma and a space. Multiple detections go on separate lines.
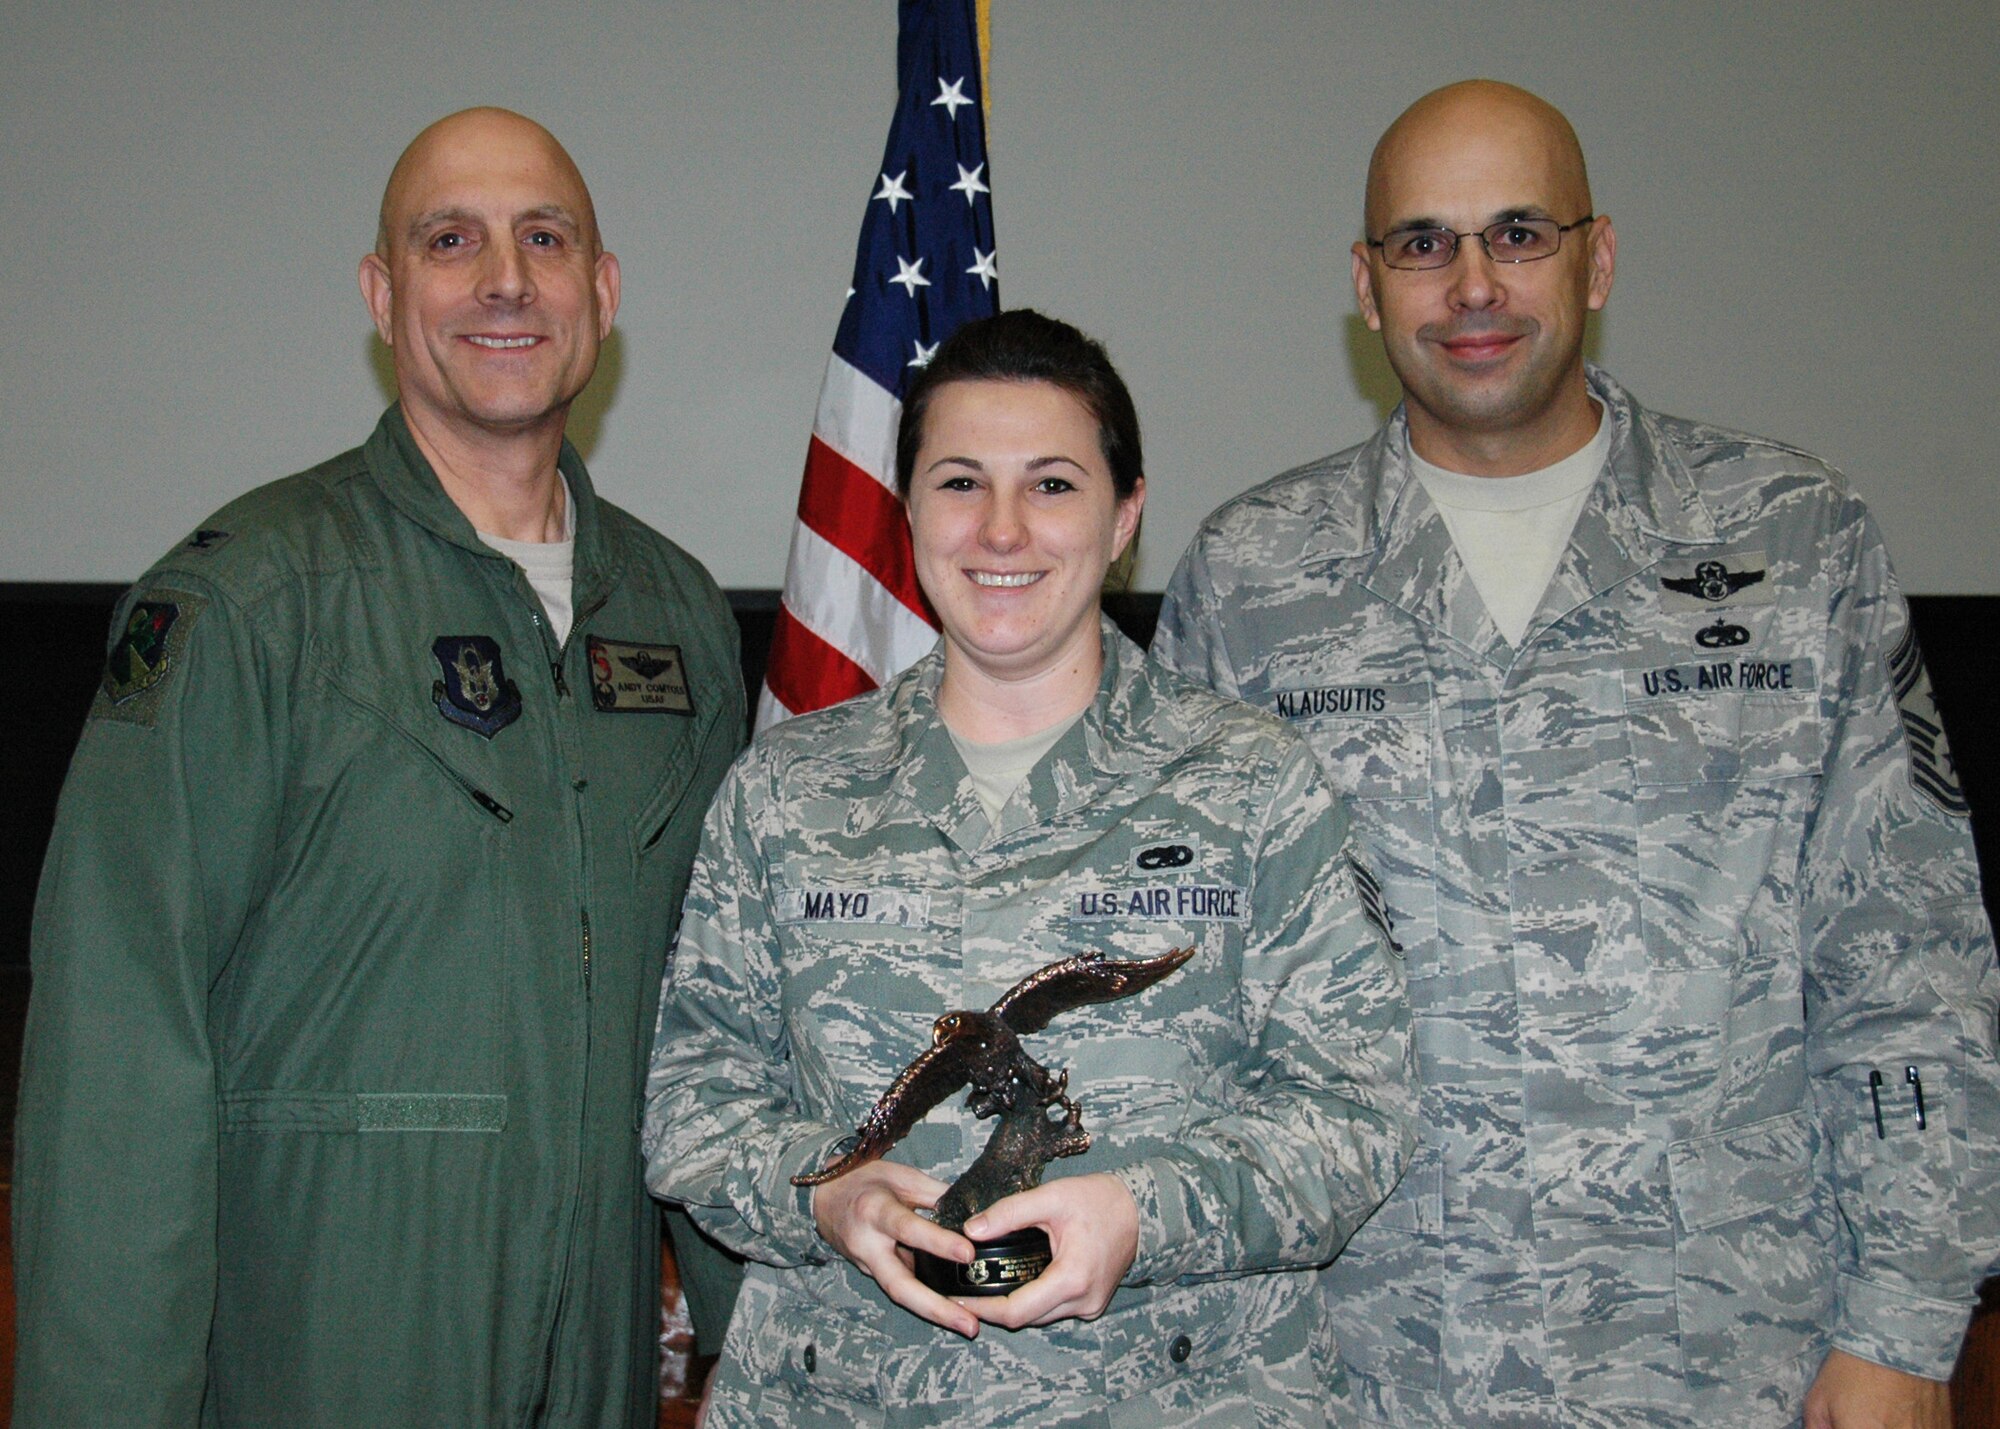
756, 353, 939, 729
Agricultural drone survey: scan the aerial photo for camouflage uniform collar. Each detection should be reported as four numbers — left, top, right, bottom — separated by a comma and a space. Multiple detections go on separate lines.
363, 406, 623, 605
1296, 367, 1726, 666
1587, 365, 1724, 546
850, 616, 1193, 842
1299, 365, 1722, 567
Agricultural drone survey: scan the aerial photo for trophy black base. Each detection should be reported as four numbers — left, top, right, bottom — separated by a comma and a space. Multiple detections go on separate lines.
913, 1228, 1052, 1297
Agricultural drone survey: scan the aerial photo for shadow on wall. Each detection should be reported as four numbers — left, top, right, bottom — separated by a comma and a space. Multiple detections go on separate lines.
363, 329, 628, 460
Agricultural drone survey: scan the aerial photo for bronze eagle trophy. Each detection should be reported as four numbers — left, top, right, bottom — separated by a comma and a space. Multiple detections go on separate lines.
793, 946, 1195, 1296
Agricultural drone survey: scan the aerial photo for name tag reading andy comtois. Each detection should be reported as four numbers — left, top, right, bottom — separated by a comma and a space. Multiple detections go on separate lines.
1070, 884, 1248, 924
587, 637, 694, 714
775, 887, 931, 928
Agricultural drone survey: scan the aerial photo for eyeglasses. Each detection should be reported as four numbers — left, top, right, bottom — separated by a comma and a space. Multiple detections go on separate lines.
1368, 215, 1595, 271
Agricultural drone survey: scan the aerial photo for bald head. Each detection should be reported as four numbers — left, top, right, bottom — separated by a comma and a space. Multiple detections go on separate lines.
1364, 81, 1591, 238
376, 107, 601, 259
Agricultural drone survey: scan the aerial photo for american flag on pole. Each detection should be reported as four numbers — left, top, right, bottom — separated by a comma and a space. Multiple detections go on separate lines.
756, 0, 997, 730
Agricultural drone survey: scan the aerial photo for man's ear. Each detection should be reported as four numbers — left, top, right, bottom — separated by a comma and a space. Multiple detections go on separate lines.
594, 250, 622, 337
1351, 243, 1383, 333
1585, 216, 1617, 312
359, 254, 395, 346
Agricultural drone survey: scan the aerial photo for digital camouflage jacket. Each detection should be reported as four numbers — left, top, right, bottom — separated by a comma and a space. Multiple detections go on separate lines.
1155, 367, 2000, 1426
644, 624, 1415, 1427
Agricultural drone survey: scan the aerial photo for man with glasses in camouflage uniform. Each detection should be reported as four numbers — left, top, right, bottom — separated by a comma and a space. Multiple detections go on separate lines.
1156, 79, 1998, 1427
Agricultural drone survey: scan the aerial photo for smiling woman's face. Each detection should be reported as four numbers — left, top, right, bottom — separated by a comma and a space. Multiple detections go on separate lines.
905, 378, 1143, 699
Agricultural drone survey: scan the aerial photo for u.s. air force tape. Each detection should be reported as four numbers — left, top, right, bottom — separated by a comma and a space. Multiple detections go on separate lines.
1069, 884, 1248, 923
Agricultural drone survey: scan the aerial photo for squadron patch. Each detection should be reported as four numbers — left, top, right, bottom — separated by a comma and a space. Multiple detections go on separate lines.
1349, 855, 1403, 956
103, 601, 183, 704
94, 593, 206, 726
104, 601, 182, 704
1658, 552, 1775, 612
1888, 627, 1968, 816
587, 636, 694, 715
431, 635, 523, 739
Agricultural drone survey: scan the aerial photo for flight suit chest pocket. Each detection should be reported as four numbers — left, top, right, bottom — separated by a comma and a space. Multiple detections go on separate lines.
1624, 662, 1822, 969
631, 715, 704, 861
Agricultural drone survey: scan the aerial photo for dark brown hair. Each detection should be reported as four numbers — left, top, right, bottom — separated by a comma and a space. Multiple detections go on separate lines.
895, 309, 1143, 501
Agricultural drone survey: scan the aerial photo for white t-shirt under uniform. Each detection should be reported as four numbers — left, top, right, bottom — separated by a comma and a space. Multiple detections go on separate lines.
1411, 409, 1614, 647
477, 475, 577, 647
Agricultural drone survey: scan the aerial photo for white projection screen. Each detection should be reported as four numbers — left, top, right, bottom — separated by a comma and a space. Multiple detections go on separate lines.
3, 1, 1994, 595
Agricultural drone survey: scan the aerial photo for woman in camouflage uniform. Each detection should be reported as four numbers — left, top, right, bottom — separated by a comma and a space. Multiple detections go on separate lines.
644, 311, 1416, 1426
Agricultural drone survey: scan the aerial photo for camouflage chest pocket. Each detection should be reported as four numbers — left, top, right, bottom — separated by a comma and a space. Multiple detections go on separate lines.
1624, 660, 1822, 969
769, 872, 957, 1135
1264, 673, 1441, 980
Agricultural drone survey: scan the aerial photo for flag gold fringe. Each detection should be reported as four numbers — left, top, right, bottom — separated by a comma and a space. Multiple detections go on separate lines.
977, 0, 992, 124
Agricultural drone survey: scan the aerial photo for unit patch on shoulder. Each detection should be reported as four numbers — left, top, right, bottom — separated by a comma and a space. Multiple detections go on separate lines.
93, 593, 207, 726
104, 601, 182, 703
1658, 552, 1775, 612
1888, 626, 1968, 817
431, 635, 523, 739
587, 636, 694, 715
184, 528, 233, 553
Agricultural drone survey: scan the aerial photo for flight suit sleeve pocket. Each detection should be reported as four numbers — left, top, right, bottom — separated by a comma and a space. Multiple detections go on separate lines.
1669, 1110, 1833, 1383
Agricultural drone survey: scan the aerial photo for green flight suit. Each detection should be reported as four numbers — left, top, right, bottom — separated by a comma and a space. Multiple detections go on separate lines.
13, 407, 744, 1426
